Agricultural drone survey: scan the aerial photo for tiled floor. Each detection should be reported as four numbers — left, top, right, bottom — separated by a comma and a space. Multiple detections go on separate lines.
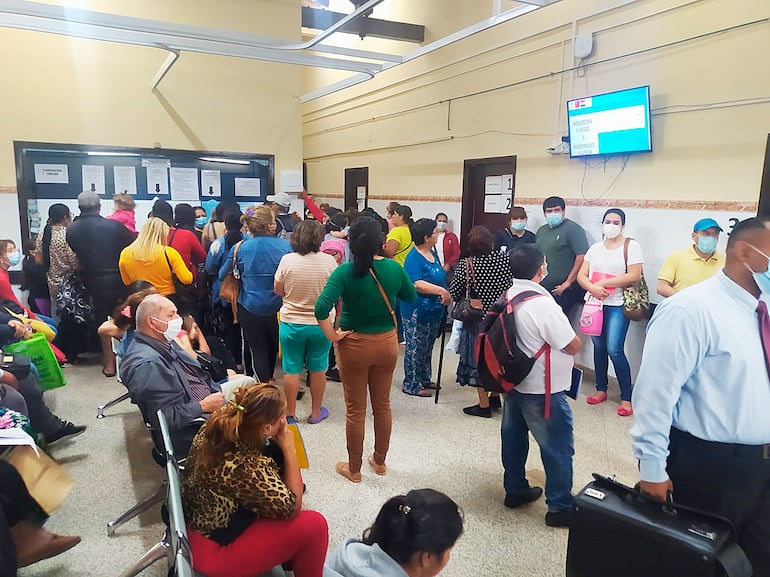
20, 345, 639, 577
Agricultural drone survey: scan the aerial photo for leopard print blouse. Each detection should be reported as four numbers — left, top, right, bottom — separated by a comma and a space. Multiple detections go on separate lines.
181, 424, 296, 540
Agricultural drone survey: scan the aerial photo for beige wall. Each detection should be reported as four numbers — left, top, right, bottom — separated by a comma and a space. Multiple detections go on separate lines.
0, 0, 303, 188
303, 0, 770, 206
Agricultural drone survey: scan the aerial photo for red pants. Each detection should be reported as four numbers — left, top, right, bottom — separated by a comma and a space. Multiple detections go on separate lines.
188, 510, 328, 577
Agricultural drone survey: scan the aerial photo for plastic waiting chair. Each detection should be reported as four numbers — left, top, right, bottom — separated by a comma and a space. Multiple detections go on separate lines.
96, 336, 130, 418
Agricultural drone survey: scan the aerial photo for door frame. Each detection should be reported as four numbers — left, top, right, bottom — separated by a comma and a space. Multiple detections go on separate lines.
758, 134, 770, 217
344, 166, 369, 210
460, 155, 517, 251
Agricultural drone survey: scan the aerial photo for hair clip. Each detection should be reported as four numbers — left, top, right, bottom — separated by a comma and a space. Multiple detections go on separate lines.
228, 400, 245, 412
398, 505, 411, 515
245, 208, 255, 217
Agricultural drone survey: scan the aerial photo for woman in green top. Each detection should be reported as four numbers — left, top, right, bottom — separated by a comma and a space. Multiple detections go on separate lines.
315, 218, 417, 483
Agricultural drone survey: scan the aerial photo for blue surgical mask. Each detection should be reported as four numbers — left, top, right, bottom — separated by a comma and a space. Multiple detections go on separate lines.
195, 216, 209, 228
747, 245, 770, 294
545, 213, 563, 227
6, 251, 20, 267
696, 236, 718, 255
510, 221, 527, 232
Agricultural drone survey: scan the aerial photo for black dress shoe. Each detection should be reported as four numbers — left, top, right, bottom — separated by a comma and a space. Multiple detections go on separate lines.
545, 509, 572, 527
463, 404, 492, 418
504, 486, 543, 508
488, 395, 502, 409
46, 422, 87, 446
325, 367, 341, 382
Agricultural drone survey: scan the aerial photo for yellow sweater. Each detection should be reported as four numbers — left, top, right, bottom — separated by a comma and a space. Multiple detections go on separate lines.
118, 246, 193, 296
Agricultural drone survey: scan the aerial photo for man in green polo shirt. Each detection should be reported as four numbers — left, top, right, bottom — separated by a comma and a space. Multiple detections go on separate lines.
657, 217, 725, 298
535, 196, 590, 314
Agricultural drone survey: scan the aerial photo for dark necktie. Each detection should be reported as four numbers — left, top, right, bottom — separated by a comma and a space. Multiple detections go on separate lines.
757, 300, 770, 378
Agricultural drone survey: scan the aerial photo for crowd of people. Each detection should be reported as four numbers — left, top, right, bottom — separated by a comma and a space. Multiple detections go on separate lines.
2, 185, 767, 577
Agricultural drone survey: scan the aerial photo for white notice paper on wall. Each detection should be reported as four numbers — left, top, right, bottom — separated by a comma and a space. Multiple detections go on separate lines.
484, 175, 502, 194
289, 197, 305, 219
484, 195, 502, 213
82, 165, 106, 194
34, 164, 69, 184
356, 186, 367, 200
113, 166, 137, 195
200, 169, 221, 197
170, 167, 200, 201
234, 177, 260, 198
499, 173, 513, 214
146, 166, 169, 195
280, 170, 303, 193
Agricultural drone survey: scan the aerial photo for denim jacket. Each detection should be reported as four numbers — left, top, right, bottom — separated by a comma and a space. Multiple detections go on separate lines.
218, 235, 291, 316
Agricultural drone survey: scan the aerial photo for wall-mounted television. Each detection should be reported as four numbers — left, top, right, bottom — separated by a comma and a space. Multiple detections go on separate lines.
567, 85, 652, 158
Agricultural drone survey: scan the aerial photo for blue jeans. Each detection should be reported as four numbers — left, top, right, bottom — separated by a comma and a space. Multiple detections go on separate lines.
402, 310, 441, 395
501, 390, 574, 512
591, 304, 632, 401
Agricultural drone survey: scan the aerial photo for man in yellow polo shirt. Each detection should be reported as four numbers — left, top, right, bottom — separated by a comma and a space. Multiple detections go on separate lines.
657, 218, 725, 298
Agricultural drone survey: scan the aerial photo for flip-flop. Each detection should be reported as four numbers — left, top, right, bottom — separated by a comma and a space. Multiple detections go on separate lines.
307, 406, 329, 424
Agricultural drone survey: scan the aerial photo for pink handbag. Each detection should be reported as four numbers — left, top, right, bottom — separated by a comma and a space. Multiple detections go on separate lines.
579, 297, 604, 336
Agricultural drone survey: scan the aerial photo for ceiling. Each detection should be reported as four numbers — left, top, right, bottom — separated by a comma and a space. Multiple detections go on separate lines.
0, 0, 563, 101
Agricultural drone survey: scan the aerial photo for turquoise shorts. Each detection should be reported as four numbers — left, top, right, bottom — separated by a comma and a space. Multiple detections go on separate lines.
279, 322, 331, 375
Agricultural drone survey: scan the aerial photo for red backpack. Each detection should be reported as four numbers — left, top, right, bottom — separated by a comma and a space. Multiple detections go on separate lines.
475, 289, 553, 418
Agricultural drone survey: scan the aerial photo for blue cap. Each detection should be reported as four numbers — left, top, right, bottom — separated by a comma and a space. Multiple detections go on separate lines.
693, 218, 723, 232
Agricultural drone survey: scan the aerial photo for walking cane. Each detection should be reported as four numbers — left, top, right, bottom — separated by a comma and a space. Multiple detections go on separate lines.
434, 307, 448, 404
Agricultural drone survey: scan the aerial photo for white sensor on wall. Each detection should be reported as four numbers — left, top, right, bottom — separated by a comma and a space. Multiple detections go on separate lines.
574, 33, 594, 59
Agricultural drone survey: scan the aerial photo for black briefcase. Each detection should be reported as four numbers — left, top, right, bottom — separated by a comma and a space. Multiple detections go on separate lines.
566, 474, 752, 577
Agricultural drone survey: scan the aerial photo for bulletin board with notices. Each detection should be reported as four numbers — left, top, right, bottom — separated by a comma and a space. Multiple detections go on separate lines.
15, 141, 275, 239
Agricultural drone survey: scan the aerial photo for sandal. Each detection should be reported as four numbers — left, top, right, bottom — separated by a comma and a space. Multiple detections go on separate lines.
617, 404, 634, 417
368, 454, 387, 476
335, 462, 362, 483
402, 388, 433, 397
586, 391, 608, 405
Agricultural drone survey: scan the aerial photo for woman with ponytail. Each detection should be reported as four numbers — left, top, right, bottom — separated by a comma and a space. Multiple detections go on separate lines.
325, 488, 463, 577
35, 204, 78, 309
315, 218, 416, 483
183, 383, 328, 577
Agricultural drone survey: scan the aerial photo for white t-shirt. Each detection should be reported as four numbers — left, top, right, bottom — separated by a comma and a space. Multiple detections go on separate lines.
508, 280, 576, 394
435, 232, 446, 266
584, 239, 644, 307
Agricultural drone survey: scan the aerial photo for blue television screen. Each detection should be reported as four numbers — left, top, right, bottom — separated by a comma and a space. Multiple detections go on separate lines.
567, 85, 652, 157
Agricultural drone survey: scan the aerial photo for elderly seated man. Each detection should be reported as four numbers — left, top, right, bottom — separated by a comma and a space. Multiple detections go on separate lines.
121, 294, 255, 455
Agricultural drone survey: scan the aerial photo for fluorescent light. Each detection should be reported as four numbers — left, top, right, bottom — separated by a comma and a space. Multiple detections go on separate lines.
86, 151, 139, 157
200, 157, 251, 165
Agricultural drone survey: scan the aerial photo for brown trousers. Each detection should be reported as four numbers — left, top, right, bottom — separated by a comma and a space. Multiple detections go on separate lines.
336, 330, 398, 473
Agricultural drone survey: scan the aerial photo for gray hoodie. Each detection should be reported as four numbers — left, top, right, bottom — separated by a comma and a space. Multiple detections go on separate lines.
324, 539, 408, 577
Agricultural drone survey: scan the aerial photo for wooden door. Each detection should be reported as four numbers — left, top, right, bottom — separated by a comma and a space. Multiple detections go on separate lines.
460, 156, 517, 255
344, 167, 369, 211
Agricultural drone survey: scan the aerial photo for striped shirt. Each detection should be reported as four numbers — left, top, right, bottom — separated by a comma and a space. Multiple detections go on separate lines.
275, 252, 337, 325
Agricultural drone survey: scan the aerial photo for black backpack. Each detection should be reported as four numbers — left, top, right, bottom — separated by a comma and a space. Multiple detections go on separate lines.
475, 289, 548, 394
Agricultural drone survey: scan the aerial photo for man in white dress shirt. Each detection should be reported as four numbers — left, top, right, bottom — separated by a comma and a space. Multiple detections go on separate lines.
631, 217, 770, 575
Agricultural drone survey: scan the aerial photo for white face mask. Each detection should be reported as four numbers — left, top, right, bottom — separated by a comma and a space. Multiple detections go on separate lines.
152, 316, 183, 342
436, 221, 447, 231
602, 223, 622, 239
